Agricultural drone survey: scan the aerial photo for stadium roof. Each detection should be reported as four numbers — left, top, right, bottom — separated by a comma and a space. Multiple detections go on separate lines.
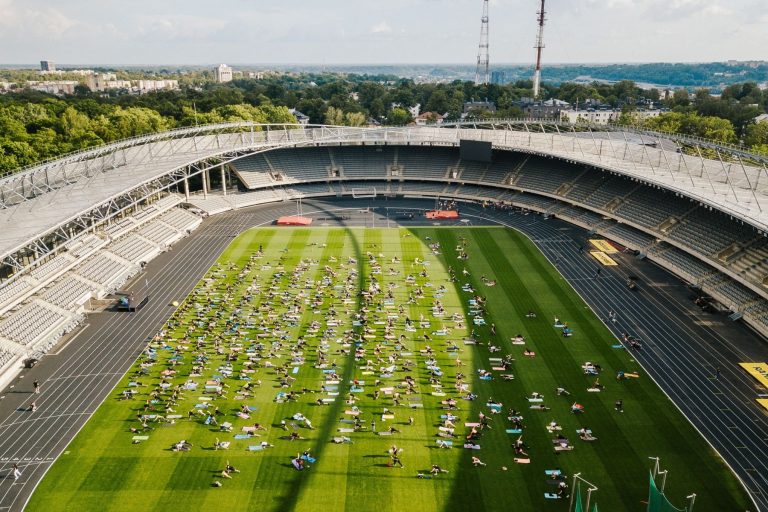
1, 121, 767, 266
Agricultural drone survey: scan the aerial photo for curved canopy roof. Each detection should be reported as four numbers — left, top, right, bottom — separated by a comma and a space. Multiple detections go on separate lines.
0, 121, 766, 264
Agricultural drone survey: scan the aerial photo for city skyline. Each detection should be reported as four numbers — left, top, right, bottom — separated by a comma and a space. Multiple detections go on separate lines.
0, 0, 766, 65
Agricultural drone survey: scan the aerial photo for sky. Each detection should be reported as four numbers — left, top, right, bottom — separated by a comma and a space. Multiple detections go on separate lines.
0, 0, 766, 66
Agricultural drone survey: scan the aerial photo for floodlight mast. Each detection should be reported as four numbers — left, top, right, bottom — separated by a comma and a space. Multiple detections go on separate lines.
532, 0, 546, 99
475, 0, 490, 85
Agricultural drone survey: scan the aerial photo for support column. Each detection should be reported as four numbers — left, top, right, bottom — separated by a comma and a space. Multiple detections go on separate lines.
221, 166, 227, 196
202, 169, 208, 199
184, 176, 190, 201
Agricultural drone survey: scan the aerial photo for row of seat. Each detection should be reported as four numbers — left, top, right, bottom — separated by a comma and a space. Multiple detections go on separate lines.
42, 275, 94, 309
0, 237, 103, 317
0, 200, 201, 369
0, 301, 80, 348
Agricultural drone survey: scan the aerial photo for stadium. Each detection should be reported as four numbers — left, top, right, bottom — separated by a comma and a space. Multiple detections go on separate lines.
0, 121, 766, 511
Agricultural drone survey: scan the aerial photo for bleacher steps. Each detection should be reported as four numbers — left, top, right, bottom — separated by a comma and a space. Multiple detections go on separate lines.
555, 182, 572, 196
605, 197, 623, 213
135, 233, 161, 249
35, 298, 77, 319
103, 250, 136, 268
717, 243, 742, 264
658, 216, 679, 234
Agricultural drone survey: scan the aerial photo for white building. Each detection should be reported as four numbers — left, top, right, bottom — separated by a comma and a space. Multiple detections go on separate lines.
29, 81, 79, 95
289, 109, 310, 125
560, 109, 619, 125
134, 79, 180, 94
86, 72, 130, 91
214, 64, 233, 83
560, 108, 665, 125
412, 112, 444, 126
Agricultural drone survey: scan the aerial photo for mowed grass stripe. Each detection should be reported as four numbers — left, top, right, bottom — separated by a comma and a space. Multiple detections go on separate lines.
155, 228, 316, 512
391, 229, 443, 512
289, 228, 357, 512
432, 227, 542, 511
473, 228, 641, 510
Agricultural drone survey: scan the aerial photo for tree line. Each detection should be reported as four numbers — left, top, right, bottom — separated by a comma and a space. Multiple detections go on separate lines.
0, 73, 766, 173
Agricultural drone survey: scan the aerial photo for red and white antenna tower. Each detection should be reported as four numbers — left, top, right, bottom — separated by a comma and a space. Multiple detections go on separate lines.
532, 0, 546, 98
475, 0, 490, 85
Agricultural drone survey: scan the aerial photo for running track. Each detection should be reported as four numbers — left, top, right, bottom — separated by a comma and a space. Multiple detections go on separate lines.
0, 198, 765, 511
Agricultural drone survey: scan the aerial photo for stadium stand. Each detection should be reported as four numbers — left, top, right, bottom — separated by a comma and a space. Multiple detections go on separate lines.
138, 220, 183, 248
104, 217, 139, 239
29, 253, 77, 283
602, 224, 657, 250
333, 146, 393, 179
41, 275, 93, 310
249, 147, 333, 182
512, 194, 557, 211
398, 147, 456, 180
730, 238, 768, 284
615, 187, 695, 230
229, 155, 278, 188
582, 175, 638, 210
64, 234, 108, 260
515, 156, 579, 194
108, 234, 161, 264
0, 300, 82, 349
667, 208, 757, 257
284, 183, 334, 197
459, 184, 504, 199
186, 195, 234, 215
158, 208, 203, 233
0, 279, 34, 317
401, 182, 450, 196
648, 244, 717, 282
74, 253, 138, 295
563, 171, 607, 203
456, 160, 489, 182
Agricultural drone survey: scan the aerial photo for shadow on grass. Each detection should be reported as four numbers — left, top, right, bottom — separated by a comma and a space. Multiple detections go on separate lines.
272, 203, 367, 512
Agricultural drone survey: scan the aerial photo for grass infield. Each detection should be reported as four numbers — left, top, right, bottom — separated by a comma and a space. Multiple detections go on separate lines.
28, 227, 750, 512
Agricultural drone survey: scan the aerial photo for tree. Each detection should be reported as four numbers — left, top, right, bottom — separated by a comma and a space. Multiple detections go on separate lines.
295, 98, 327, 124
745, 121, 768, 148
325, 106, 345, 126
387, 107, 412, 126
0, 140, 39, 173
106, 107, 171, 139
645, 112, 737, 144
669, 89, 690, 108
425, 89, 450, 115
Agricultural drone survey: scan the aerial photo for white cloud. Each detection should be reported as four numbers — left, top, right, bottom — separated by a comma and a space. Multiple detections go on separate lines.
0, 0, 764, 64
370, 21, 392, 34
0, 0, 78, 37
136, 15, 228, 41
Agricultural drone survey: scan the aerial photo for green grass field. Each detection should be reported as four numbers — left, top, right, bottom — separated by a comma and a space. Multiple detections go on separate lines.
28, 227, 750, 512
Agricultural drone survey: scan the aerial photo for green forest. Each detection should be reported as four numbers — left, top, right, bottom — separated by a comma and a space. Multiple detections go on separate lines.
1, 72, 767, 173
